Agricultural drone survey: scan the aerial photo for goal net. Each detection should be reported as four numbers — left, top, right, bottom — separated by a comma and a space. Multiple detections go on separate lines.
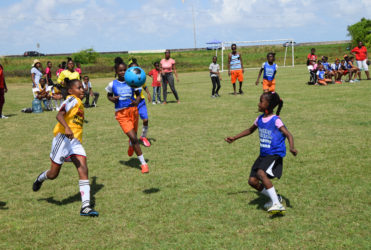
220, 39, 295, 72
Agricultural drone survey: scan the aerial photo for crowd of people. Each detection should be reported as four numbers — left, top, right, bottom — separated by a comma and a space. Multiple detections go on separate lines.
30, 58, 100, 112
307, 42, 370, 86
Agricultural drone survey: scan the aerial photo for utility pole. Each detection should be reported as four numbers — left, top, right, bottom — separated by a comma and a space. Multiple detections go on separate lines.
192, 3, 197, 48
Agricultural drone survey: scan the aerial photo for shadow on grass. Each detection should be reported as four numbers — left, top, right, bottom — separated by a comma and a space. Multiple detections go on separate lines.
143, 188, 160, 194
38, 176, 103, 207
0, 201, 8, 210
119, 158, 149, 171
4, 113, 17, 117
230, 190, 292, 211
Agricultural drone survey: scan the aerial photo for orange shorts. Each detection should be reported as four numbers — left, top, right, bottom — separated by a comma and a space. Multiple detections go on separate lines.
115, 107, 138, 134
230, 69, 244, 84
263, 79, 276, 92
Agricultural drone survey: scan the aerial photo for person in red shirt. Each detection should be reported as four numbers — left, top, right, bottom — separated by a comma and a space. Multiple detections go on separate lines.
0, 64, 8, 119
307, 48, 317, 65
351, 41, 370, 80
148, 62, 162, 104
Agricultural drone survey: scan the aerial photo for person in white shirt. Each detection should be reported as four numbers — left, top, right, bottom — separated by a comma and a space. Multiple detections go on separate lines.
209, 56, 222, 97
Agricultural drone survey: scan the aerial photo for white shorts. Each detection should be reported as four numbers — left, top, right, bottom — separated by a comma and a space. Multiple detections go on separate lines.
50, 133, 86, 165
356, 59, 368, 71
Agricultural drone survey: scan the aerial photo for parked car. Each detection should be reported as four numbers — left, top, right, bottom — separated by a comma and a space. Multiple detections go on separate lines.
23, 51, 45, 57
282, 41, 297, 47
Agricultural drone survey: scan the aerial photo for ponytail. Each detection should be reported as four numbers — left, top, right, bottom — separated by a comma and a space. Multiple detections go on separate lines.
276, 97, 283, 116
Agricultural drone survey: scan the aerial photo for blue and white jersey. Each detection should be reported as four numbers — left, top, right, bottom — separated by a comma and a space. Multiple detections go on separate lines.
262, 62, 277, 81
105, 79, 135, 111
230, 53, 242, 70
322, 62, 331, 71
316, 70, 326, 79
257, 115, 286, 157
331, 63, 341, 71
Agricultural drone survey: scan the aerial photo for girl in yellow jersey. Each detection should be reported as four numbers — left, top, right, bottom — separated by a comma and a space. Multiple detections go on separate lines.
32, 79, 99, 217
57, 58, 80, 99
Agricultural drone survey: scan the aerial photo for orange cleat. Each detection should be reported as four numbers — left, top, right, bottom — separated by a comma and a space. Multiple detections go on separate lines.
141, 164, 149, 173
140, 137, 151, 147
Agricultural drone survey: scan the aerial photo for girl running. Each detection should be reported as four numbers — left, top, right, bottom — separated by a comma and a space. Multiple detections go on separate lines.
225, 92, 297, 215
106, 59, 149, 173
32, 79, 99, 217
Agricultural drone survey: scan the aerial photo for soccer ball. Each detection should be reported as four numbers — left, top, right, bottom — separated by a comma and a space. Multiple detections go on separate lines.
125, 66, 146, 88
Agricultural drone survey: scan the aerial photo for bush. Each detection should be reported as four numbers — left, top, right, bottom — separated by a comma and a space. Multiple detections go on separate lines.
72, 48, 99, 64
347, 18, 371, 47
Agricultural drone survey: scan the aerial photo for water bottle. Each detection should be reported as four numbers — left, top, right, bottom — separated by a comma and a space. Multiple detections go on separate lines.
32, 98, 43, 113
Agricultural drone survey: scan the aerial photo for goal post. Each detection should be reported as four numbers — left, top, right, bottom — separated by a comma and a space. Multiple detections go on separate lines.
221, 39, 295, 72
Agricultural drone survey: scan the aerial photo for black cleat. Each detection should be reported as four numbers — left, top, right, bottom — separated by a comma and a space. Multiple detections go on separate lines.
80, 206, 99, 217
32, 174, 43, 192
239, 89, 244, 94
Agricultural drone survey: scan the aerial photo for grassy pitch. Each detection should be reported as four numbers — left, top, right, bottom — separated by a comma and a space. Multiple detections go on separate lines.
0, 66, 370, 249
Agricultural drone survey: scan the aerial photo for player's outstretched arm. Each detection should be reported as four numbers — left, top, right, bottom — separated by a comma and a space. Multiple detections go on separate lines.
279, 126, 298, 156
225, 124, 257, 143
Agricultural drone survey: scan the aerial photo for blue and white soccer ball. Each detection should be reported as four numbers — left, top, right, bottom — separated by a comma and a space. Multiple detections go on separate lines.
125, 66, 146, 88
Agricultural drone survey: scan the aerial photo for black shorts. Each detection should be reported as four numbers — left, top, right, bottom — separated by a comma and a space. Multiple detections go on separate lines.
249, 155, 283, 179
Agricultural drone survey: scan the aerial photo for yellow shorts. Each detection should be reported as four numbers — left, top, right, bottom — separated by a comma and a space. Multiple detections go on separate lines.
115, 107, 138, 134
263, 79, 276, 92
231, 69, 244, 84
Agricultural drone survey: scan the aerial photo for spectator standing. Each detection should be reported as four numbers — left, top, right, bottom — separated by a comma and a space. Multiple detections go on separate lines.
228, 44, 244, 95
45, 61, 54, 86
148, 62, 162, 104
351, 41, 370, 80
31, 59, 43, 88
160, 50, 180, 104
0, 63, 8, 119
209, 56, 222, 97
307, 48, 317, 65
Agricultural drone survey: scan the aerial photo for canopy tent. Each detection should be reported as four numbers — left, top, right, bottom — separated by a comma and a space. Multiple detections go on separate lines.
206, 39, 222, 56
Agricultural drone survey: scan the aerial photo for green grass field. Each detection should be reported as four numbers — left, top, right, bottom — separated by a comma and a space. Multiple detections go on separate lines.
1, 66, 370, 249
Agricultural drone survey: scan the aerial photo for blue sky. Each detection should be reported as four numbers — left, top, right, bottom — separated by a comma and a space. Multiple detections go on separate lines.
0, 0, 370, 55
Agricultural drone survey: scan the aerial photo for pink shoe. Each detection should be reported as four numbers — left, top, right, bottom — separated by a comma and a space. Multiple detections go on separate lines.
141, 164, 149, 174
140, 137, 151, 147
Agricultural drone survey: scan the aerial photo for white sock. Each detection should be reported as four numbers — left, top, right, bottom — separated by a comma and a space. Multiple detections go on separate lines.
266, 186, 280, 205
79, 180, 91, 208
141, 126, 148, 138
138, 154, 146, 165
37, 170, 49, 182
260, 188, 270, 197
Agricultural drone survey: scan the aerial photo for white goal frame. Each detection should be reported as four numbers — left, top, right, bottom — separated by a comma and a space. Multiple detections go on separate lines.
221, 39, 295, 72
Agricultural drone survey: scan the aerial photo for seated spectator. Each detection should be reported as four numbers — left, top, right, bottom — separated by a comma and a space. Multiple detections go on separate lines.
331, 59, 342, 84
316, 65, 328, 86
322, 56, 335, 82
32, 78, 51, 110
344, 55, 360, 83
51, 84, 63, 111
82, 76, 99, 108
338, 60, 349, 81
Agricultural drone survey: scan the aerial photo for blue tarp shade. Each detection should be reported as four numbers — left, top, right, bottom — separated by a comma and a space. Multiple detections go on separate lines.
206, 39, 222, 56
206, 39, 222, 44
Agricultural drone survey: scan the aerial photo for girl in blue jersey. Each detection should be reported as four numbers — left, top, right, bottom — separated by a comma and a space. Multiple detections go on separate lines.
256, 52, 278, 92
225, 92, 297, 215
106, 58, 149, 173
